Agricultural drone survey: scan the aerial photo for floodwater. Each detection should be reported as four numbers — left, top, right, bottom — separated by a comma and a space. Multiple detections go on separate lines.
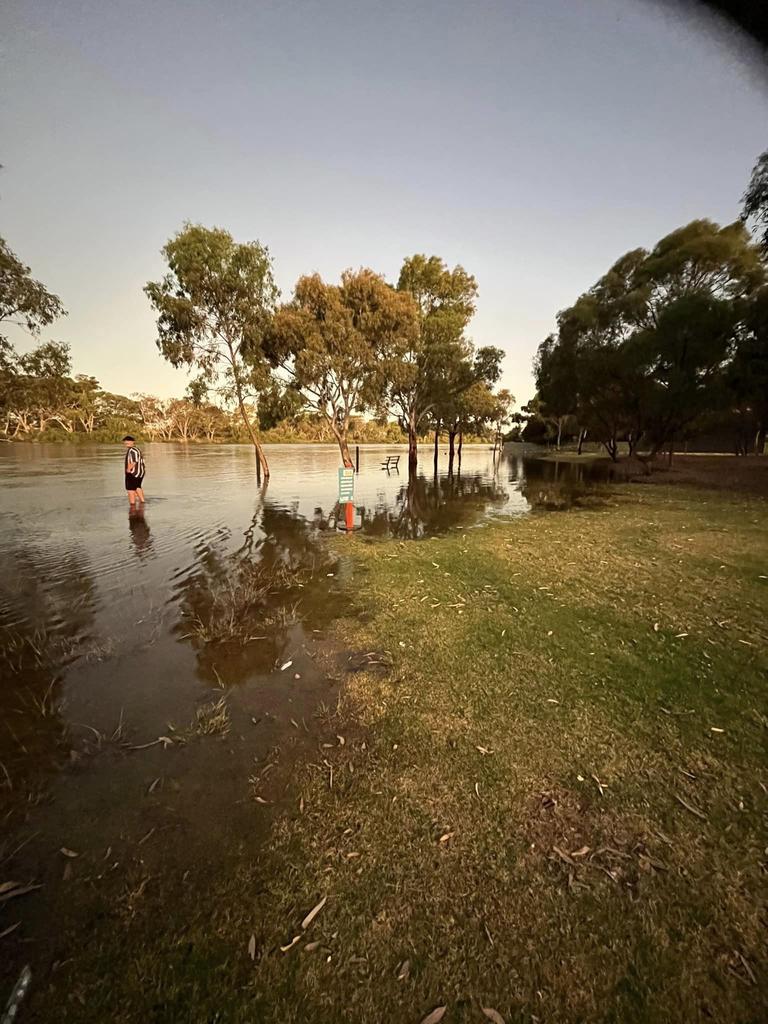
0, 441, 612, 1003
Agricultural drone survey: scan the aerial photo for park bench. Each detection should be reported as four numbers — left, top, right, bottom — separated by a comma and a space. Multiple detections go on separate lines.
381, 454, 400, 473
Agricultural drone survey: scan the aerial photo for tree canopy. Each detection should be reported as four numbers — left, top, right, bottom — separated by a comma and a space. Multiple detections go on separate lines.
268, 268, 418, 466
0, 235, 66, 343
145, 223, 279, 479
742, 148, 768, 255
534, 219, 766, 461
381, 254, 502, 470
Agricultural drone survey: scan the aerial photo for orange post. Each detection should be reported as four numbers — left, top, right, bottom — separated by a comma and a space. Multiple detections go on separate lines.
345, 501, 354, 531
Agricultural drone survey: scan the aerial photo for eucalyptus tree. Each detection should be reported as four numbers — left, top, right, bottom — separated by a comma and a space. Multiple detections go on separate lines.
742, 148, 768, 254
727, 286, 768, 454
384, 254, 502, 473
145, 224, 278, 480
267, 268, 418, 467
538, 220, 764, 464
0, 235, 66, 342
534, 333, 578, 449
435, 360, 504, 472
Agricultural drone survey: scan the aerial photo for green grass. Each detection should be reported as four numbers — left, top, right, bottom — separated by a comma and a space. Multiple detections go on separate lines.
19, 483, 768, 1023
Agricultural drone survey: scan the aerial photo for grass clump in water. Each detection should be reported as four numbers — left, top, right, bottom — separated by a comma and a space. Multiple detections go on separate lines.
184, 561, 313, 645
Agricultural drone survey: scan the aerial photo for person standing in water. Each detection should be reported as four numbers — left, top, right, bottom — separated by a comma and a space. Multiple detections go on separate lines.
122, 435, 146, 506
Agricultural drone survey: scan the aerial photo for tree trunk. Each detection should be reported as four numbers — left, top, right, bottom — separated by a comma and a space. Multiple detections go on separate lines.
457, 430, 463, 470
756, 424, 766, 456
408, 424, 418, 475
603, 437, 618, 462
433, 422, 440, 476
236, 395, 269, 481
448, 430, 456, 476
333, 427, 353, 468
556, 418, 563, 450
577, 428, 586, 455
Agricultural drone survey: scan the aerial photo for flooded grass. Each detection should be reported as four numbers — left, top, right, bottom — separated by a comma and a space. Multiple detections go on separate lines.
189, 697, 231, 738
2, 462, 766, 1022
185, 561, 309, 646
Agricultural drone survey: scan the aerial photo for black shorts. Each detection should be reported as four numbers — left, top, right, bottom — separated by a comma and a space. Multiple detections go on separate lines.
125, 473, 145, 491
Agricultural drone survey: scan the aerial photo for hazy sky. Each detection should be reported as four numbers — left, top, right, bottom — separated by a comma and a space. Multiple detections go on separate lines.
2, 0, 766, 406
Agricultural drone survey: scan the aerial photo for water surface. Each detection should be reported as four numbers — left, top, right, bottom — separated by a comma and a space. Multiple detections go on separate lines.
0, 442, 613, 988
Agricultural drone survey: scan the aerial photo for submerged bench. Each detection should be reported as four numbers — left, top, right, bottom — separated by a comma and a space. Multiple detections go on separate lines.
381, 454, 400, 473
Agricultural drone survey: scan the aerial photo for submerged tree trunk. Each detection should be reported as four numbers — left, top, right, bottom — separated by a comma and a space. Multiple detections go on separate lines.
603, 436, 619, 462
433, 422, 440, 476
457, 430, 463, 470
448, 430, 457, 476
408, 426, 418, 475
577, 428, 587, 455
236, 395, 269, 482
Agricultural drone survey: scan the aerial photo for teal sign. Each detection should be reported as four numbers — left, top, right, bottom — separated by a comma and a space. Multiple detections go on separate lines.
338, 467, 355, 502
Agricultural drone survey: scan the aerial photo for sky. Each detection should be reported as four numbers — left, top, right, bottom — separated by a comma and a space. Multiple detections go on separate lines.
2, 0, 767, 407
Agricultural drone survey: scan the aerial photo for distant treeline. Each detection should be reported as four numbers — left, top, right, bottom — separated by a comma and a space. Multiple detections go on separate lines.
0, 338, 487, 446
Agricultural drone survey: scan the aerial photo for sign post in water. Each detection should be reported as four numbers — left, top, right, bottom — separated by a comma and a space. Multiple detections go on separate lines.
338, 467, 355, 502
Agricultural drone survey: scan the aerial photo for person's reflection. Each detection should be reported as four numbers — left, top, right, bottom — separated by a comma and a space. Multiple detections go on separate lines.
128, 506, 153, 558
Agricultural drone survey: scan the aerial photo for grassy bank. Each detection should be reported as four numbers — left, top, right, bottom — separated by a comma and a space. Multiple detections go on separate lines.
15, 480, 768, 1022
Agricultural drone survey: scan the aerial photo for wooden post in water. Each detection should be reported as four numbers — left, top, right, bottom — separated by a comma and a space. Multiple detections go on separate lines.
355, 445, 360, 472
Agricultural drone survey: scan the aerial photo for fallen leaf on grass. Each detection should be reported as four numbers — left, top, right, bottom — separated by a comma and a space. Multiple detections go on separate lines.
396, 959, 411, 981
303, 941, 320, 952
675, 794, 708, 820
571, 846, 590, 858
62, 862, 73, 881
301, 896, 327, 930
439, 832, 455, 844
736, 951, 757, 985
420, 1008, 447, 1024
247, 934, 256, 961
280, 935, 301, 953
280, 661, 293, 672
60, 847, 79, 858
482, 1010, 506, 1024
0, 921, 21, 939
552, 846, 576, 867
0, 883, 42, 903
476, 746, 493, 755
710, 727, 725, 733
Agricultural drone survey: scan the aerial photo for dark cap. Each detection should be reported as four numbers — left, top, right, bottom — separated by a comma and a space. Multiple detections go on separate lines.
122, 435, 135, 442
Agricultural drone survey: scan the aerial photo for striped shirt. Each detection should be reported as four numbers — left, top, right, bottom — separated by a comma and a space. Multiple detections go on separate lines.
125, 446, 145, 477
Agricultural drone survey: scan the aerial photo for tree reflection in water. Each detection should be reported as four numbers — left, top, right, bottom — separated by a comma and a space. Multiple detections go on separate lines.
357, 471, 510, 539
174, 502, 342, 685
517, 457, 616, 510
